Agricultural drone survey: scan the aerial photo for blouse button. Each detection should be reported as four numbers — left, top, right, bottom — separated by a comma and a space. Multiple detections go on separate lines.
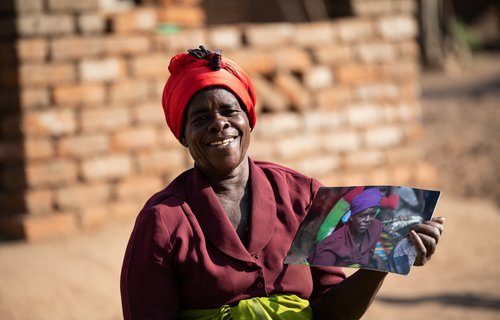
256, 282, 264, 289
254, 254, 260, 259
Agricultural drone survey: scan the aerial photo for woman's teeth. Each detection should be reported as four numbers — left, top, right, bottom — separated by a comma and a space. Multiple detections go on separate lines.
209, 137, 234, 146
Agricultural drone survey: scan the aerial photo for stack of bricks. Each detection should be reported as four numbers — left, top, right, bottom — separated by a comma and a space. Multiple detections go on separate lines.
0, 0, 435, 240
156, 0, 205, 27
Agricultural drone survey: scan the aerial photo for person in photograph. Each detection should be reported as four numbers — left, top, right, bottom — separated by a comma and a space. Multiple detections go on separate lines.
120, 46, 445, 320
308, 188, 385, 269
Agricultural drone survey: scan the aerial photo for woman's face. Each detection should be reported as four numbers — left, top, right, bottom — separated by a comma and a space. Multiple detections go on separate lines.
181, 87, 251, 176
350, 207, 378, 234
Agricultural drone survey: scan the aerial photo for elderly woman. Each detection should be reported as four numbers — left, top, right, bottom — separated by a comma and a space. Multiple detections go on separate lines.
308, 188, 384, 268
120, 46, 445, 320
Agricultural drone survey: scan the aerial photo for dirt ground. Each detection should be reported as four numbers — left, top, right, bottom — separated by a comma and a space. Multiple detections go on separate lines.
0, 54, 499, 320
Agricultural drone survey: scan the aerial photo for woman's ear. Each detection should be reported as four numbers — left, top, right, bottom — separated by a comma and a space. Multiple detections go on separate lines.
179, 136, 188, 148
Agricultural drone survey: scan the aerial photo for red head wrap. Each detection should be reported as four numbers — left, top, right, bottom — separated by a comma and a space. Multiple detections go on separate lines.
162, 46, 257, 140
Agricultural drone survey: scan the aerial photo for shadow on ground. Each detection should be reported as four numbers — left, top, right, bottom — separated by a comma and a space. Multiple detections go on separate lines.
378, 293, 500, 310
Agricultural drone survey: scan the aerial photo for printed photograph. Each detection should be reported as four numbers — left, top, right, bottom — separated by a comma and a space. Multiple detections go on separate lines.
285, 186, 441, 275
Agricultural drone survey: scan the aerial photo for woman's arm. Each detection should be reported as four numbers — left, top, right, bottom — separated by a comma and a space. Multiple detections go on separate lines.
311, 216, 445, 320
121, 207, 179, 320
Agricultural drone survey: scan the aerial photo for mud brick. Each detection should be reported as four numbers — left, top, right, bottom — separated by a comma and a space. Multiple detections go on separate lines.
275, 134, 321, 160
22, 109, 76, 136
244, 23, 294, 48
386, 146, 422, 164
137, 149, 187, 175
17, 14, 75, 36
364, 126, 404, 149
399, 82, 420, 102
303, 66, 334, 91
377, 15, 417, 40
25, 189, 54, 216
3, 212, 79, 241
80, 107, 131, 132
352, 0, 393, 16
155, 29, 206, 52
252, 113, 301, 139
104, 35, 151, 55
225, 50, 276, 74
55, 182, 111, 210
207, 26, 242, 50
81, 154, 133, 181
133, 101, 167, 126
79, 58, 126, 82
303, 111, 345, 132
274, 71, 311, 111
337, 18, 374, 42
355, 83, 399, 101
365, 167, 391, 185
77, 13, 105, 34
111, 127, 157, 151
315, 86, 353, 110
271, 47, 311, 72
398, 40, 420, 60
345, 102, 382, 127
129, 54, 170, 78
51, 36, 105, 61
19, 63, 76, 86
404, 123, 423, 143
251, 74, 288, 112
53, 83, 106, 106
110, 8, 157, 33
109, 80, 150, 103
0, 0, 43, 13
336, 64, 379, 85
157, 5, 205, 27
57, 134, 109, 158
17, 38, 48, 62
380, 62, 419, 81
24, 137, 55, 160
47, 0, 99, 12
294, 155, 341, 178
344, 150, 385, 168
115, 176, 163, 200
312, 45, 354, 66
294, 22, 337, 47
157, 127, 182, 148
20, 87, 50, 109
356, 42, 397, 63
26, 159, 78, 188
321, 131, 361, 153
394, 0, 417, 13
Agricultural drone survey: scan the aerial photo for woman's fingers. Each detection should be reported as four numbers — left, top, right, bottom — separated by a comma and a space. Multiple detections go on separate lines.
409, 217, 445, 266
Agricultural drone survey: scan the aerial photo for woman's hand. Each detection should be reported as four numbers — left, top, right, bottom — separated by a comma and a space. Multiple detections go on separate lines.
408, 217, 445, 266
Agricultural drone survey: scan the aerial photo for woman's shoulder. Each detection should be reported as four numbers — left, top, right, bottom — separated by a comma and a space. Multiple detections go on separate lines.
142, 168, 194, 210
253, 160, 317, 184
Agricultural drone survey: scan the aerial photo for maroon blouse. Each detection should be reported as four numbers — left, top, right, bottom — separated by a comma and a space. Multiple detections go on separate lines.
120, 159, 345, 319
309, 220, 382, 267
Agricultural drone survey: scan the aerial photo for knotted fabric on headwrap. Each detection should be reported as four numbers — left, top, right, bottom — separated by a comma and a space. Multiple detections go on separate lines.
350, 188, 382, 216
162, 45, 257, 140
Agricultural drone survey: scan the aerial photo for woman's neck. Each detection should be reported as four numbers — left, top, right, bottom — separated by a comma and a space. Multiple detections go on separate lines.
202, 156, 250, 195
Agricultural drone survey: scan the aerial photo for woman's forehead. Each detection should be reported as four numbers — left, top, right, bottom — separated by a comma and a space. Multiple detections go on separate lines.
187, 87, 240, 111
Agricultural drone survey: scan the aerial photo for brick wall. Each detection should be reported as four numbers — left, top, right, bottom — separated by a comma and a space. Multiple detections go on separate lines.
0, 0, 435, 240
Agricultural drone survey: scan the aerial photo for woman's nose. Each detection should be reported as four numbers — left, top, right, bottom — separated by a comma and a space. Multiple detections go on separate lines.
208, 113, 229, 132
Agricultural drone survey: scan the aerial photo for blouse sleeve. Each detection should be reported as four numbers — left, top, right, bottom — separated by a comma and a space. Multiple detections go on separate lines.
120, 206, 179, 320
